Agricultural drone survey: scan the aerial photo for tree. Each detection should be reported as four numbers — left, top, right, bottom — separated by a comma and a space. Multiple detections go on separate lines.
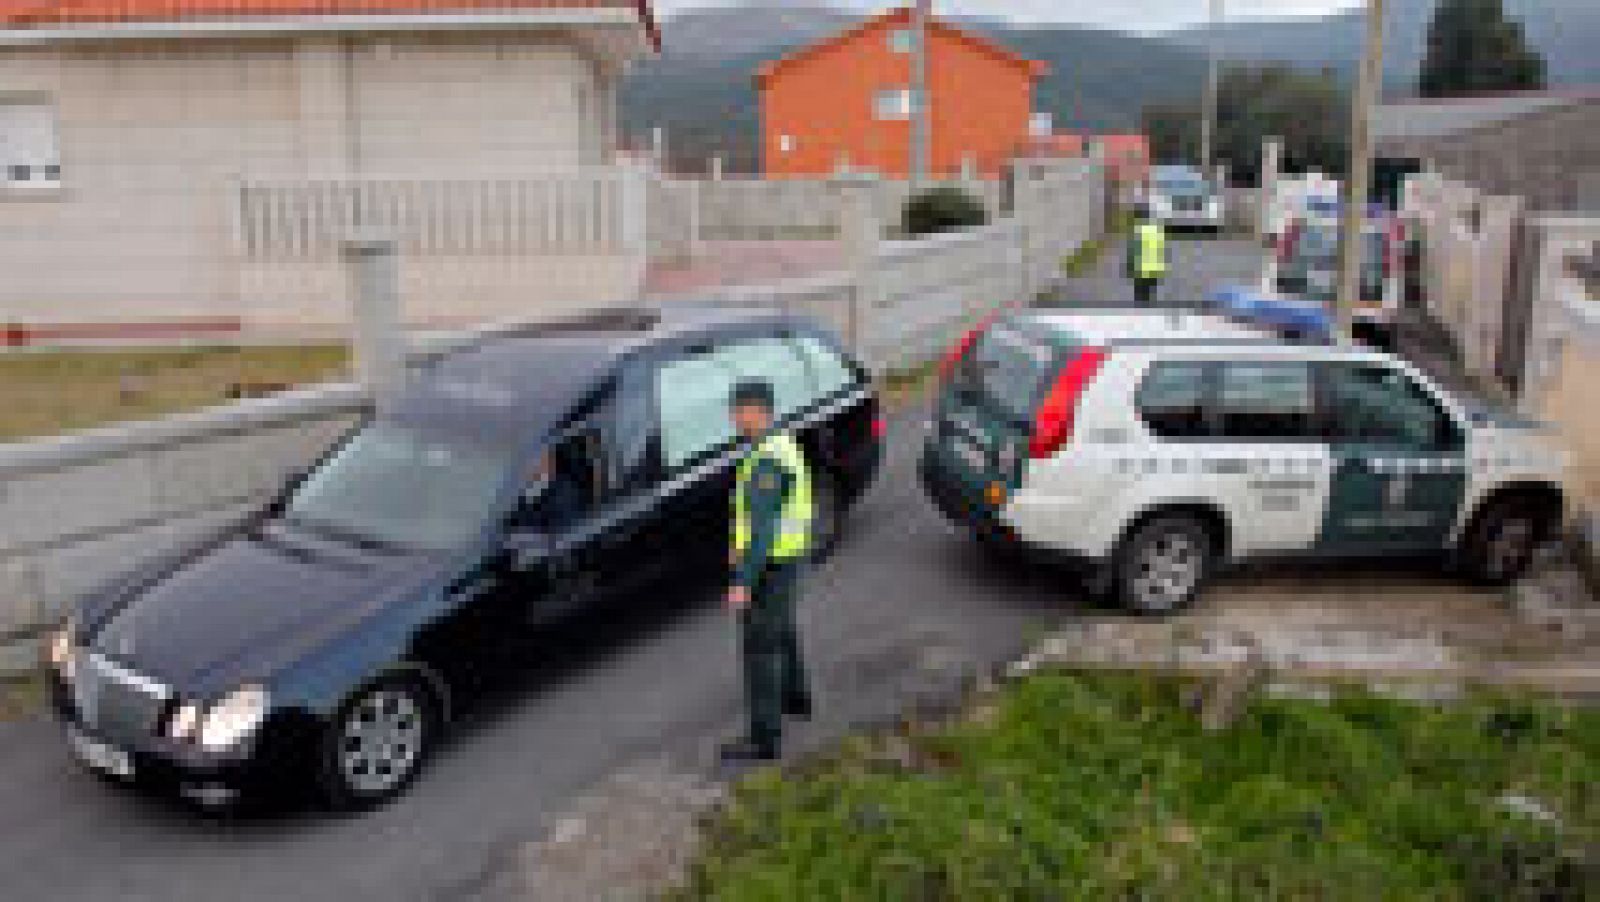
902, 185, 988, 237
1419, 0, 1546, 97
1142, 64, 1350, 184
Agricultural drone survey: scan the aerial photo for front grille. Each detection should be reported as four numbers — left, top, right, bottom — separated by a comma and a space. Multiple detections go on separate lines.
73, 654, 170, 746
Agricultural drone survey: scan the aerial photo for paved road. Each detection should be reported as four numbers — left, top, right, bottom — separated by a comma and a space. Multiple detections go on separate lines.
1050, 233, 1269, 307
0, 412, 1081, 902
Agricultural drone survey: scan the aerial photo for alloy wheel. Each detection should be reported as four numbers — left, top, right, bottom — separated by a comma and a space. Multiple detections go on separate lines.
338, 688, 426, 797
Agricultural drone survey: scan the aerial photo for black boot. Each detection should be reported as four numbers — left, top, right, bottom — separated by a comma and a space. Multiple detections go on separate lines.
718, 736, 780, 764
783, 695, 813, 721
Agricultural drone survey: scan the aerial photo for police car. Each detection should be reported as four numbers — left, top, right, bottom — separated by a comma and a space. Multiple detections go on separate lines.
921, 309, 1566, 614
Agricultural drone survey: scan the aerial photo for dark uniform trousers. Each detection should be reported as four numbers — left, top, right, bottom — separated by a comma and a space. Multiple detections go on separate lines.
739, 560, 810, 746
1133, 276, 1161, 306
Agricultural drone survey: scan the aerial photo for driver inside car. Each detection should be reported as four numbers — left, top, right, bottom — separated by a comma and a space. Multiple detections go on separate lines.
518, 447, 589, 535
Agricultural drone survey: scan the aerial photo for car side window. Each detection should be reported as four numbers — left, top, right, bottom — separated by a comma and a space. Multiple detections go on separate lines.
656, 349, 738, 471
602, 360, 660, 498
790, 333, 858, 400
1137, 361, 1213, 439
1215, 362, 1318, 441
1322, 363, 1459, 448
715, 336, 815, 420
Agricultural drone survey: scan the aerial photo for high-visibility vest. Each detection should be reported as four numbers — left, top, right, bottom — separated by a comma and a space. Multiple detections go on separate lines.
732, 433, 813, 561
1136, 222, 1168, 278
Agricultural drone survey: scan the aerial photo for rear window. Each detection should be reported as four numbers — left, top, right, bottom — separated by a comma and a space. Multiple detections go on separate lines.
959, 325, 1059, 423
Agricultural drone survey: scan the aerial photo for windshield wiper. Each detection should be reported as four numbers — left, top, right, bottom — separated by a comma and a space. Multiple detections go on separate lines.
282, 514, 407, 554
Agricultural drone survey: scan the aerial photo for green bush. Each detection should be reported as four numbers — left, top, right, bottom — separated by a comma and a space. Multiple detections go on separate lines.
678, 672, 1600, 901
902, 185, 988, 237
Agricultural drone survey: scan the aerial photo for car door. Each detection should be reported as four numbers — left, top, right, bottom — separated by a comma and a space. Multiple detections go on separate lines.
1315, 361, 1468, 554
1209, 359, 1332, 555
653, 339, 746, 572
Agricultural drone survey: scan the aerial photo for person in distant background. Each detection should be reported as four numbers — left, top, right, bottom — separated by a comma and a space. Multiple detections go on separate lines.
1126, 203, 1169, 307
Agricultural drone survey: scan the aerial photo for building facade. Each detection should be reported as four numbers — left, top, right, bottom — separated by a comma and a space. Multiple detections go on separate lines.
1376, 91, 1600, 213
0, 0, 658, 337
755, 7, 1047, 180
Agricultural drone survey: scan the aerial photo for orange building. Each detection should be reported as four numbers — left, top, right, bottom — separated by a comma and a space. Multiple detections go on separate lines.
755, 7, 1049, 179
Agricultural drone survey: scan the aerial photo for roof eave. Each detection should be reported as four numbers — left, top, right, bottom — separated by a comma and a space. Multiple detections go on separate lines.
0, 6, 655, 48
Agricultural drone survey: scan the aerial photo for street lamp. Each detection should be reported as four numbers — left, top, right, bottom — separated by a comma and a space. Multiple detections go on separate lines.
1335, 0, 1386, 344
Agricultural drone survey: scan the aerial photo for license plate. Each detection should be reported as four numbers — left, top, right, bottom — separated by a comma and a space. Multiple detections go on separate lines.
67, 726, 134, 779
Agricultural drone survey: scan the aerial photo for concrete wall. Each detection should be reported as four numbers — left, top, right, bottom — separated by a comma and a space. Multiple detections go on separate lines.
685, 175, 1005, 242
1521, 217, 1600, 508
0, 32, 621, 328
0, 386, 366, 664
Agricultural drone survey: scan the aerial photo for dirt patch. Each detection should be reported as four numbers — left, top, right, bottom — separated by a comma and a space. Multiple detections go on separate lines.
0, 673, 46, 722
1016, 562, 1600, 700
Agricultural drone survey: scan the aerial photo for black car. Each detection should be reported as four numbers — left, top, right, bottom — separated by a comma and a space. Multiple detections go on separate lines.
45, 307, 881, 810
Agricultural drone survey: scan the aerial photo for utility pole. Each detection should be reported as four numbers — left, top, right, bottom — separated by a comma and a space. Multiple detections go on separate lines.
1336, 0, 1385, 344
1199, 0, 1224, 174
911, 0, 932, 188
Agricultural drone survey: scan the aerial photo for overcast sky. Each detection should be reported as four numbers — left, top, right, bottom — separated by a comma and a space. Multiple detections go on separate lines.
655, 1, 1368, 33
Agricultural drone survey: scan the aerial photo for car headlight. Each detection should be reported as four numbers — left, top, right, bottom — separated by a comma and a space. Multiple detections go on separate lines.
167, 700, 203, 742
198, 685, 270, 752
46, 618, 77, 682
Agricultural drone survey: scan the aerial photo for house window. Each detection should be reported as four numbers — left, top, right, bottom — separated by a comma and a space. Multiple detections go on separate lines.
888, 28, 915, 54
874, 88, 917, 121
0, 100, 60, 189
778, 134, 795, 154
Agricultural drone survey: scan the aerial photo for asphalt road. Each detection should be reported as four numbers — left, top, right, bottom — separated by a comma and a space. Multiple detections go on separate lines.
0, 409, 1081, 902
1050, 232, 1269, 307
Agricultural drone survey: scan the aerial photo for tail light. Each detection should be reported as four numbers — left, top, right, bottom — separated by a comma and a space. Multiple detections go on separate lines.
870, 414, 886, 441
939, 314, 999, 382
1029, 349, 1108, 459
1277, 222, 1302, 263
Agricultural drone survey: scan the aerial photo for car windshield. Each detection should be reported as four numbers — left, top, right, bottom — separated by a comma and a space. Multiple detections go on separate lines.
280, 422, 513, 551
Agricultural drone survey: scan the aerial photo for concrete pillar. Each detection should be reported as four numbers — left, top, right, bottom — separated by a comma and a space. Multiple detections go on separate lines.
650, 127, 667, 170
834, 174, 882, 355
1260, 137, 1284, 240
959, 154, 977, 183
710, 155, 725, 181
342, 234, 405, 407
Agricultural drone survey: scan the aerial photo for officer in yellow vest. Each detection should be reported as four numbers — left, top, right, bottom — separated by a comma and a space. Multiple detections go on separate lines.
721, 379, 814, 764
1126, 203, 1169, 306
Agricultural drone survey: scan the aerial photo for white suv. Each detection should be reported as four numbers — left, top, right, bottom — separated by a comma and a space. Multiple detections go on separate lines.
921, 310, 1567, 614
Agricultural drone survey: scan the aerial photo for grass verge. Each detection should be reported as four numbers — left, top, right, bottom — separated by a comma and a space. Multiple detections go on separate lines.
0, 345, 349, 442
677, 671, 1599, 900
0, 671, 46, 723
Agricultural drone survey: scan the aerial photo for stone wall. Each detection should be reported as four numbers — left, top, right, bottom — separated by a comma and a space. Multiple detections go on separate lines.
0, 386, 367, 668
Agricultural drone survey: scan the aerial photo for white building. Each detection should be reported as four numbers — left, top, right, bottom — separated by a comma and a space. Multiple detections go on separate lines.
0, 0, 660, 338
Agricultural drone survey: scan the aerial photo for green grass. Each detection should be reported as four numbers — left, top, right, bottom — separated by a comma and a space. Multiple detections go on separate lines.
0, 345, 349, 442
678, 672, 1599, 901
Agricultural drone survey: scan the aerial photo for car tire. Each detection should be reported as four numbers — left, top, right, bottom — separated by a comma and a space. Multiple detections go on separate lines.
809, 469, 847, 563
1114, 514, 1215, 616
316, 674, 441, 812
1459, 496, 1557, 587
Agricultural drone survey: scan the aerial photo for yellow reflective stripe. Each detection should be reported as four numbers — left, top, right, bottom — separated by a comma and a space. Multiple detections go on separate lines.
1137, 223, 1167, 277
